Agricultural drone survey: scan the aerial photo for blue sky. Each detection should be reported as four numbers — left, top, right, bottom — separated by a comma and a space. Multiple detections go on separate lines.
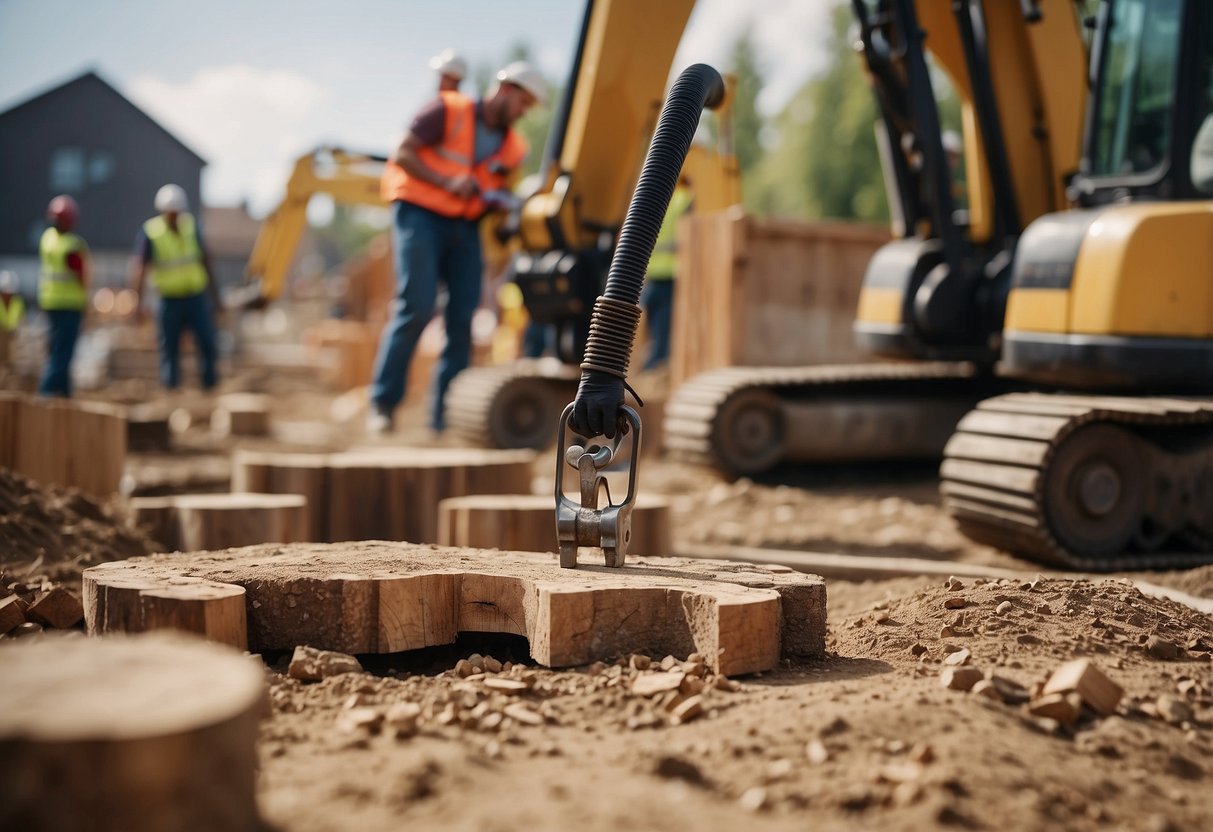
0, 0, 833, 215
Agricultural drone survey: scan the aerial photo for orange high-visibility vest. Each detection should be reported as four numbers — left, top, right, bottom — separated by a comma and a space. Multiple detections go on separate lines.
382, 91, 528, 220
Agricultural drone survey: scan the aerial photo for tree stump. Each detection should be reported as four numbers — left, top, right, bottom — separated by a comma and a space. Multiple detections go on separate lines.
0, 631, 265, 832
130, 493, 308, 552
126, 406, 172, 453
3, 397, 126, 497
438, 494, 673, 555
230, 448, 535, 543
83, 543, 827, 675
211, 393, 272, 438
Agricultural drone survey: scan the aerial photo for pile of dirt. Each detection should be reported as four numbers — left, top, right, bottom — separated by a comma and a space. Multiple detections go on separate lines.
252, 575, 1212, 831
0, 469, 155, 589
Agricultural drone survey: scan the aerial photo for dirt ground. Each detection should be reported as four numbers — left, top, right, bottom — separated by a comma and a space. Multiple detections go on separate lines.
4, 369, 1213, 831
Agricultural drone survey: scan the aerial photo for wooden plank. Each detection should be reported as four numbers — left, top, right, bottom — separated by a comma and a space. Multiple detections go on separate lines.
0, 632, 263, 832
82, 544, 827, 676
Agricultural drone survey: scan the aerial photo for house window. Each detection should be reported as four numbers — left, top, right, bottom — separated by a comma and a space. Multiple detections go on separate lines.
89, 151, 115, 184
49, 147, 86, 191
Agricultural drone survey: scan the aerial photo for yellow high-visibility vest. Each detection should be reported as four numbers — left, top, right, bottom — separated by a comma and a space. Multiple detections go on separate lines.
145, 213, 208, 298
646, 187, 693, 281
0, 295, 24, 331
38, 228, 88, 311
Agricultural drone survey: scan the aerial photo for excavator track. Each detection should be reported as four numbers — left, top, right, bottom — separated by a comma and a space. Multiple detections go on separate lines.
665, 362, 1009, 475
446, 359, 581, 449
942, 393, 1213, 571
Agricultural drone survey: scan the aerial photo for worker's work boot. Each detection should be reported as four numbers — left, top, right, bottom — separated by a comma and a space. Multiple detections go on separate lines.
366, 406, 394, 437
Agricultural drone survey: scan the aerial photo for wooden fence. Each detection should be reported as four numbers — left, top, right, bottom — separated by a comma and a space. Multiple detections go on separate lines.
670, 208, 890, 387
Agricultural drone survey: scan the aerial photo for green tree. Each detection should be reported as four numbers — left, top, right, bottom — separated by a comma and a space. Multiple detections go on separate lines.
727, 26, 766, 180
747, 4, 888, 221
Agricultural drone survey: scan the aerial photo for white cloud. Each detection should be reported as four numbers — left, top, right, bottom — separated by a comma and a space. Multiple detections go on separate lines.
675, 0, 836, 115
127, 66, 327, 215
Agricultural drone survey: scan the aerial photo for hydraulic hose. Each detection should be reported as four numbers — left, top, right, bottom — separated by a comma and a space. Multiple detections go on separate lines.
571, 63, 725, 438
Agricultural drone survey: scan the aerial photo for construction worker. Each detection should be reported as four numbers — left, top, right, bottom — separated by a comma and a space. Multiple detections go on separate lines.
641, 177, 693, 370
0, 271, 25, 332
0, 270, 26, 368
430, 49, 468, 93
370, 61, 547, 435
130, 184, 221, 391
37, 195, 89, 397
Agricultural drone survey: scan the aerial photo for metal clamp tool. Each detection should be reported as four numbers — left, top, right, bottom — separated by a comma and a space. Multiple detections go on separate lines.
554, 403, 642, 568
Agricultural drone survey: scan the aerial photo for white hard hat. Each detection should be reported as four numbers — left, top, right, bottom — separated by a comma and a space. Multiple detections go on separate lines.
429, 49, 467, 80
496, 61, 549, 106
154, 184, 189, 213
0, 270, 17, 293
941, 129, 963, 155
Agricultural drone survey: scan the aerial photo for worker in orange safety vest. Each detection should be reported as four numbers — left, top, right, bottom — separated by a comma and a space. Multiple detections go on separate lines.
369, 61, 546, 435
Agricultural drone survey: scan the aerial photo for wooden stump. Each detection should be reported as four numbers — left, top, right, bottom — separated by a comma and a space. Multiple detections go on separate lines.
130, 493, 308, 552
0, 395, 125, 497
85, 572, 248, 647
126, 410, 172, 453
0, 631, 265, 832
231, 448, 535, 544
438, 494, 673, 555
83, 543, 827, 675
211, 393, 272, 438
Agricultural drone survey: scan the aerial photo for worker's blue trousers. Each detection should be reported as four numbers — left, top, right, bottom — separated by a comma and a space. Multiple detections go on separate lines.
641, 279, 674, 370
371, 201, 482, 431
158, 292, 218, 390
37, 309, 81, 398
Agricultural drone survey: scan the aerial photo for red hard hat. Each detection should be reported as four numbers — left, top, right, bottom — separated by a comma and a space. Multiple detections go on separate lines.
47, 194, 79, 228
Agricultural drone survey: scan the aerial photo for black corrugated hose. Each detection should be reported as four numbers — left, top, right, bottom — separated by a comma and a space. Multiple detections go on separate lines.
571, 63, 725, 438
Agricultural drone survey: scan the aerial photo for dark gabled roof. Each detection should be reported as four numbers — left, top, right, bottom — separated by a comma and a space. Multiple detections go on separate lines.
0, 69, 206, 166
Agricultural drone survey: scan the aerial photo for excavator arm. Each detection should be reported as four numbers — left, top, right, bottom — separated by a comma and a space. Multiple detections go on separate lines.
244, 147, 387, 305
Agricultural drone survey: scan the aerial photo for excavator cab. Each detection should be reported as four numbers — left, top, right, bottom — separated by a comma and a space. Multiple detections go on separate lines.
1002, 0, 1213, 390
940, 0, 1213, 569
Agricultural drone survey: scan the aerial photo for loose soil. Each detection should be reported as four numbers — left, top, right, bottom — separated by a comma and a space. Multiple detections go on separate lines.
3, 373, 1212, 831
0, 468, 154, 587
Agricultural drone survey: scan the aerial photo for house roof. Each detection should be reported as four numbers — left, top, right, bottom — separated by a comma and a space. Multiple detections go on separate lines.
0, 69, 206, 166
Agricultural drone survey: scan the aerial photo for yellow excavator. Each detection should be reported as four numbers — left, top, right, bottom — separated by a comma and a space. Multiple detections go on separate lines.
657, 0, 1213, 570
241, 147, 387, 307
242, 0, 738, 450
443, 0, 740, 449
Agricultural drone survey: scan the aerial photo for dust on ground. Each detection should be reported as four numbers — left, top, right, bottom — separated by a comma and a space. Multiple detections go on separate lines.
4, 370, 1213, 830
256, 575, 1213, 832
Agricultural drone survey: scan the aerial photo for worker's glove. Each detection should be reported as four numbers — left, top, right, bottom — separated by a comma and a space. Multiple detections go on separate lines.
571, 370, 626, 439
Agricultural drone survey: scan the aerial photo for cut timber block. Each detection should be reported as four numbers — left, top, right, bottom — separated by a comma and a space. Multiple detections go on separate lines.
83, 543, 826, 676
9, 396, 126, 497
85, 573, 248, 649
126, 408, 172, 453
1042, 658, 1124, 716
438, 493, 672, 556
130, 493, 308, 552
26, 587, 84, 629
0, 631, 265, 832
231, 447, 535, 543
0, 594, 26, 634
211, 393, 272, 438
